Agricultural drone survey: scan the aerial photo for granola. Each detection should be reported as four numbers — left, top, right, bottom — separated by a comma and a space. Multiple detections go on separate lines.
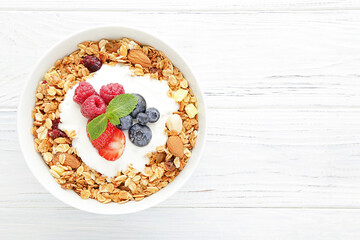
31, 38, 198, 204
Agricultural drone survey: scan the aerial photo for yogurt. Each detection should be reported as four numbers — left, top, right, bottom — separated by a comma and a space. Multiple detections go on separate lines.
59, 64, 178, 177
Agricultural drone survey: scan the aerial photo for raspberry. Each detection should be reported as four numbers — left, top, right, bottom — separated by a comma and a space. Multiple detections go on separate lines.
88, 121, 116, 150
81, 95, 107, 119
81, 56, 102, 72
100, 83, 125, 104
73, 81, 96, 104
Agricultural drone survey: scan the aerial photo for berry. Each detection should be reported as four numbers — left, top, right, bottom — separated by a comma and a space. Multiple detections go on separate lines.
116, 115, 133, 130
52, 118, 60, 129
81, 95, 107, 119
81, 56, 102, 72
88, 121, 115, 150
136, 112, 149, 125
129, 123, 152, 147
130, 94, 146, 118
145, 107, 160, 123
48, 129, 67, 139
73, 81, 96, 104
98, 128, 126, 161
48, 118, 67, 139
100, 83, 125, 104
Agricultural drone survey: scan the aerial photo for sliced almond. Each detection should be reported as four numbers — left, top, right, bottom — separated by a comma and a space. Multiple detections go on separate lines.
127, 49, 151, 68
166, 136, 184, 158
53, 152, 81, 169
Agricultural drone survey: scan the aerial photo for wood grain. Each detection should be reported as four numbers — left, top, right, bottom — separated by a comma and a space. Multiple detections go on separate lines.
1, 0, 360, 11
4, 107, 360, 208
2, 208, 360, 239
3, 11, 360, 109
2, 5, 360, 238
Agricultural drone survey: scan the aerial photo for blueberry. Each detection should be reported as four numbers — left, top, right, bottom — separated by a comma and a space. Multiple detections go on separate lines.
116, 115, 133, 130
146, 107, 160, 123
129, 123, 152, 147
136, 112, 149, 125
130, 94, 146, 118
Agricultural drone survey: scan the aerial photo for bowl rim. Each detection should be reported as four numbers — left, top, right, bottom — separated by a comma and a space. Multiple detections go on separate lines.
17, 24, 207, 214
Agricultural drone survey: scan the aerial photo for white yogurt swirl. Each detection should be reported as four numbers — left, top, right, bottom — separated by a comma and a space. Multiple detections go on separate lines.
59, 64, 178, 177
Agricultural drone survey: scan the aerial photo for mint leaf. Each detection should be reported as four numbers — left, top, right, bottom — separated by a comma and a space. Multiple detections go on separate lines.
87, 113, 108, 141
106, 94, 138, 125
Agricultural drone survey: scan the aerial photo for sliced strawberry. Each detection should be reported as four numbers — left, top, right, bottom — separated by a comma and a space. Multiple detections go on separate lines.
87, 121, 115, 150
98, 128, 126, 161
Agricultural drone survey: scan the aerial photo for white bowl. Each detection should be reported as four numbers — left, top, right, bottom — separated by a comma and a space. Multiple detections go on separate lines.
17, 25, 207, 214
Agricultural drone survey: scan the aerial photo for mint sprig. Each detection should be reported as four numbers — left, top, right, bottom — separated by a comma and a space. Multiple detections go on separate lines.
86, 94, 138, 141
87, 113, 108, 141
106, 94, 138, 125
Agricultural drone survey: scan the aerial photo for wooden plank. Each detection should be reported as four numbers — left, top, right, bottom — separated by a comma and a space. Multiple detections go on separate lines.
4, 108, 360, 208
3, 11, 360, 109
1, 208, 360, 239
0, 0, 359, 11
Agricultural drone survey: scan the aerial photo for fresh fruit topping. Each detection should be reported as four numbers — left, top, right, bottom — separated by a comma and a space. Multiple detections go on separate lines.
81, 95, 107, 119
145, 107, 160, 123
81, 56, 102, 72
88, 121, 115, 150
100, 83, 125, 104
53, 152, 81, 169
116, 115, 133, 130
136, 112, 149, 125
87, 94, 137, 141
73, 81, 96, 104
185, 103, 198, 118
166, 136, 184, 158
166, 114, 182, 134
48, 129, 67, 139
173, 89, 188, 102
87, 113, 108, 141
98, 128, 126, 161
129, 123, 152, 147
127, 49, 151, 68
105, 94, 138, 125
130, 93, 146, 118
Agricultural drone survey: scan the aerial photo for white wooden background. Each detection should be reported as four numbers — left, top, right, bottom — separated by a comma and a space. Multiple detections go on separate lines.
3, 0, 360, 239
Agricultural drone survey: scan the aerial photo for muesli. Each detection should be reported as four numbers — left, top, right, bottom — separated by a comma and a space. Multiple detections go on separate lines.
31, 38, 199, 203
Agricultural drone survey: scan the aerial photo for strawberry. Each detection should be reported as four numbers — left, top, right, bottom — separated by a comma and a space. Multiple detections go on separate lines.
88, 121, 115, 150
98, 128, 126, 161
